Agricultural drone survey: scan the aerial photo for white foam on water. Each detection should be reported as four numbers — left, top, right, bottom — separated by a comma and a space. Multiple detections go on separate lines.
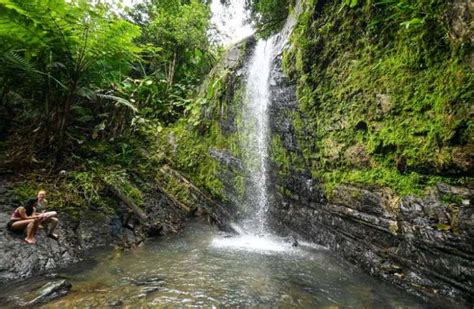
211, 234, 292, 254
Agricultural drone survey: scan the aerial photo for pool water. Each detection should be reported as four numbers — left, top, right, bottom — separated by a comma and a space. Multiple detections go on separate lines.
38, 219, 435, 308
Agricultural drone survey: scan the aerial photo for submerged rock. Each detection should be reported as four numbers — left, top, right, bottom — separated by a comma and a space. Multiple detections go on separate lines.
108, 299, 124, 307
24, 279, 72, 306
0, 278, 72, 307
130, 276, 165, 286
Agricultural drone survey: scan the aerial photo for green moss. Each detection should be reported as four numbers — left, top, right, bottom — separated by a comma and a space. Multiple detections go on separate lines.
102, 168, 144, 207
233, 173, 246, 199
270, 136, 291, 174
439, 193, 464, 205
322, 168, 439, 197
9, 160, 151, 219
281, 0, 473, 196
156, 41, 254, 202
156, 169, 192, 205
159, 122, 225, 199
10, 182, 37, 201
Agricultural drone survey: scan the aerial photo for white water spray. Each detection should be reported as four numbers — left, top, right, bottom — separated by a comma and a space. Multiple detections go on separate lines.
239, 1, 302, 236
210, 1, 304, 253
240, 39, 274, 235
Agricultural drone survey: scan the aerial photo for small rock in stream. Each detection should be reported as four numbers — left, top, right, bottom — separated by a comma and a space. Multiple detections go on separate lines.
140, 286, 160, 295
24, 279, 72, 306
108, 299, 124, 307
130, 276, 164, 286
292, 238, 299, 247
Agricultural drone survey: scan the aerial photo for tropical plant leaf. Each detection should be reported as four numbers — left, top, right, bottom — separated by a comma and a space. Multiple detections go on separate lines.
96, 93, 138, 113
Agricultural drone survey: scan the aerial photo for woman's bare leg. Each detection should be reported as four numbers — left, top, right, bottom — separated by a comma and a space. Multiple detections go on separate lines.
25, 219, 40, 244
45, 217, 58, 237
10, 219, 35, 231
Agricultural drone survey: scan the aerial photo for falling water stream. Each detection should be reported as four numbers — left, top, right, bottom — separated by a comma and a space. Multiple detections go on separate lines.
239, 38, 273, 234
211, 0, 301, 251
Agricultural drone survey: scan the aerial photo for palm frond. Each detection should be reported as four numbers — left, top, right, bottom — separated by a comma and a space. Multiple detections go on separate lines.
96, 93, 138, 113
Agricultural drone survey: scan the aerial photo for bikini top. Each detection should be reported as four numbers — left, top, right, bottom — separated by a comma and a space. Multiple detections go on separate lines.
10, 208, 22, 220
10, 207, 34, 220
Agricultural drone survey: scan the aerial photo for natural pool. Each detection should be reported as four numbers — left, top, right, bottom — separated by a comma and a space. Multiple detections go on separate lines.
0, 221, 454, 309
3, 220, 446, 308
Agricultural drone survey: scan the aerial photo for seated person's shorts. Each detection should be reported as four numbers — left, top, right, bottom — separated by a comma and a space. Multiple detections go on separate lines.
7, 220, 23, 234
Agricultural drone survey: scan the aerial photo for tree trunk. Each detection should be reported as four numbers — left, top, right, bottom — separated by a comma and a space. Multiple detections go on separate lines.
107, 184, 148, 223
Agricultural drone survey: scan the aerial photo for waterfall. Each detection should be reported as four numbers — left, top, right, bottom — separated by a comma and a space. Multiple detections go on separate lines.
211, 1, 302, 251
239, 4, 302, 235
239, 39, 274, 234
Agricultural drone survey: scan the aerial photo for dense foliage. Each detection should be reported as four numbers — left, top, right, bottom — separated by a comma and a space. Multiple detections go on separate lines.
0, 0, 216, 214
0, 0, 141, 164
250, 0, 291, 37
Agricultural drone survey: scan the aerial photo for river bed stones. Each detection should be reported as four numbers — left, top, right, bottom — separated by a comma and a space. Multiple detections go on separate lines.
0, 277, 72, 307
24, 279, 72, 306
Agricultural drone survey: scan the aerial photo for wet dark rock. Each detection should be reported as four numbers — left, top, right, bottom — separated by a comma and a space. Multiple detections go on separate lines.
209, 148, 243, 172
140, 286, 160, 295
24, 279, 72, 306
459, 204, 474, 237
436, 182, 474, 198
120, 276, 165, 296
355, 121, 368, 132
290, 236, 298, 247
130, 276, 164, 286
269, 167, 474, 305
0, 277, 72, 307
0, 174, 202, 284
0, 211, 82, 282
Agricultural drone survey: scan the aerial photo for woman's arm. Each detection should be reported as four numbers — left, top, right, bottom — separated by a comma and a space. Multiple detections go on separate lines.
18, 207, 40, 219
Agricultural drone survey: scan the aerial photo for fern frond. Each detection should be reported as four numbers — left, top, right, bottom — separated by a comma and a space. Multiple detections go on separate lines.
3, 51, 68, 89
3, 50, 36, 72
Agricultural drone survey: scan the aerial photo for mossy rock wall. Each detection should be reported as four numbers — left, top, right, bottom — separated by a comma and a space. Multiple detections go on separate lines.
280, 0, 472, 195
266, 0, 473, 305
157, 37, 257, 217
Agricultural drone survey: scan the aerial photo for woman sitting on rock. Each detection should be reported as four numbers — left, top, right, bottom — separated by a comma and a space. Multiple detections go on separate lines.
7, 201, 42, 244
27, 190, 59, 240
6, 191, 58, 244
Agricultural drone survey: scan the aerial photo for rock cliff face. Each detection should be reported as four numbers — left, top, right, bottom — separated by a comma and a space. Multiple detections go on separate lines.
265, 37, 473, 304
263, 0, 474, 304
264, 16, 474, 303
